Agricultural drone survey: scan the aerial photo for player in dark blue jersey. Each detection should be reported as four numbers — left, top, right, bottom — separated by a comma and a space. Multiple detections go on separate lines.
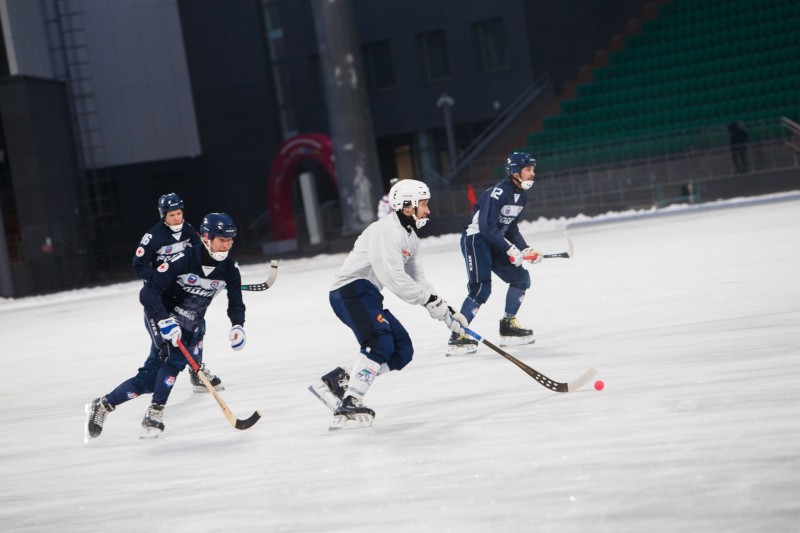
447, 152, 542, 355
133, 193, 223, 392
86, 213, 247, 438
133, 192, 201, 284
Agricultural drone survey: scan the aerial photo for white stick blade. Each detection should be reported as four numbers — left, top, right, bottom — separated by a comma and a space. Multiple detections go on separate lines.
567, 367, 597, 392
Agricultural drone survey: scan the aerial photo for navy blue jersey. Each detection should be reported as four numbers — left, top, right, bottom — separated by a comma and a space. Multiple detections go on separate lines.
140, 245, 245, 331
463, 178, 529, 253
133, 221, 201, 284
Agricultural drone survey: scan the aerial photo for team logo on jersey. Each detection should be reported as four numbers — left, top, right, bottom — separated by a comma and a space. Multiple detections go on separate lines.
211, 280, 220, 289
135, 247, 145, 257
401, 249, 412, 257
157, 263, 169, 272
501, 205, 523, 216
164, 375, 176, 387
165, 245, 173, 254
187, 274, 198, 285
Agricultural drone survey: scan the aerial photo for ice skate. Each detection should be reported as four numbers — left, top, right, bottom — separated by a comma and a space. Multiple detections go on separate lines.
308, 366, 350, 412
84, 396, 114, 442
499, 316, 535, 347
140, 403, 165, 439
188, 363, 224, 393
446, 331, 478, 356
329, 396, 375, 431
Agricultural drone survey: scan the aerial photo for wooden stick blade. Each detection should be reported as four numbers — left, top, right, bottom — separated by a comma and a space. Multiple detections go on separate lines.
565, 231, 574, 257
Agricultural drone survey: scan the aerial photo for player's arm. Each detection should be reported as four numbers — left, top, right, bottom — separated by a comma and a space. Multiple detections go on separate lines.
370, 226, 431, 305
132, 232, 158, 282
505, 219, 528, 251
225, 261, 247, 350
139, 254, 182, 321
225, 262, 246, 327
477, 189, 512, 252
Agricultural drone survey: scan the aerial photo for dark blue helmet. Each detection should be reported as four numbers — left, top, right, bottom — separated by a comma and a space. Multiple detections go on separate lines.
200, 213, 237, 239
158, 193, 184, 218
505, 152, 536, 176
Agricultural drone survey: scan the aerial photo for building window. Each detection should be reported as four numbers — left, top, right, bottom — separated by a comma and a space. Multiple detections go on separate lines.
415, 30, 449, 82
362, 40, 395, 90
472, 18, 506, 72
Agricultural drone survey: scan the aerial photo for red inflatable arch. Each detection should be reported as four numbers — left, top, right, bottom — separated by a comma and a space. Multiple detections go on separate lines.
267, 133, 337, 240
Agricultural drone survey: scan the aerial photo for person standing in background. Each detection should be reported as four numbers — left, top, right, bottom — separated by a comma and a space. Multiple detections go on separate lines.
376, 178, 400, 219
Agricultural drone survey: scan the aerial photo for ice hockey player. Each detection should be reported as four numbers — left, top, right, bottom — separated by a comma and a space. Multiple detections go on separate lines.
309, 179, 468, 430
133, 193, 223, 392
86, 213, 246, 439
447, 152, 541, 356
376, 177, 400, 219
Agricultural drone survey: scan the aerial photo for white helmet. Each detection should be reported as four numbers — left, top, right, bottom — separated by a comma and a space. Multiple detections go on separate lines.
388, 179, 431, 210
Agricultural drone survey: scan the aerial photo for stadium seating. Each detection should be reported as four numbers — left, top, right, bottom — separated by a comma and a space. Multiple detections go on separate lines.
522, 0, 800, 171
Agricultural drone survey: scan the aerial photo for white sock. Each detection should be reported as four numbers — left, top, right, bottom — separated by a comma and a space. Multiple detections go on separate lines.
345, 354, 381, 401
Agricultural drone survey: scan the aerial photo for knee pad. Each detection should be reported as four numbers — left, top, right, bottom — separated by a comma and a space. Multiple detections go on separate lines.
361, 330, 395, 365
510, 269, 531, 291
386, 342, 413, 371
468, 282, 492, 305
132, 370, 157, 395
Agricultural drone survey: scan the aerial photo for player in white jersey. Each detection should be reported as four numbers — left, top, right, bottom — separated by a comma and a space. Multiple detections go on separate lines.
310, 179, 468, 429
376, 177, 399, 219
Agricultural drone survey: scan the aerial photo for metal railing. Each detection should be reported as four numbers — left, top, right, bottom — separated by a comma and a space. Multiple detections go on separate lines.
433, 117, 800, 221
445, 73, 550, 183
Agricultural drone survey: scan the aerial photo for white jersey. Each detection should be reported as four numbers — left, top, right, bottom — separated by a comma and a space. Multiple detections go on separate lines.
331, 213, 435, 306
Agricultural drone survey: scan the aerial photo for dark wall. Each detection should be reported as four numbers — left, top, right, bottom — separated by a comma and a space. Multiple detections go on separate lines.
0, 76, 92, 293
282, 0, 536, 137
177, 0, 284, 238
524, 0, 649, 91
92, 0, 287, 272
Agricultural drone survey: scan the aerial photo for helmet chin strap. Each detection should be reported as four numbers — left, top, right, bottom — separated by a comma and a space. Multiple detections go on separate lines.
412, 215, 428, 229
202, 237, 229, 261
167, 221, 184, 233
514, 175, 534, 190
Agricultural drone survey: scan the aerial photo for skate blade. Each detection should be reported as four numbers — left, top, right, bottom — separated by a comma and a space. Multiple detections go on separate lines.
329, 413, 374, 431
499, 335, 535, 347
139, 427, 163, 439
446, 345, 478, 357
308, 382, 341, 412
192, 384, 225, 393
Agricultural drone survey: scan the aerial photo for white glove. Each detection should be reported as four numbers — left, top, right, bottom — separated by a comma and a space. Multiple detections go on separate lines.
444, 309, 468, 336
425, 295, 450, 321
507, 245, 524, 266
522, 246, 542, 264
229, 325, 246, 351
157, 317, 181, 347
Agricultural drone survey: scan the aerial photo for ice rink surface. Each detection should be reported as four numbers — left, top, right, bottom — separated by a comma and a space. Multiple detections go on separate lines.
1, 193, 798, 532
